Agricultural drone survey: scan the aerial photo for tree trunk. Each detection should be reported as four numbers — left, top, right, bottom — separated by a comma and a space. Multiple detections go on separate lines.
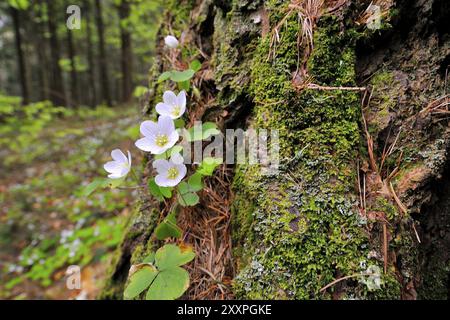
94, 0, 112, 106
101, 0, 450, 300
83, 0, 97, 107
10, 6, 29, 105
66, 28, 79, 106
118, 0, 133, 103
46, 0, 67, 106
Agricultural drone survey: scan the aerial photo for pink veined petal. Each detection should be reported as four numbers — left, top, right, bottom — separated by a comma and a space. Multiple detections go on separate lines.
155, 102, 172, 117
104, 161, 121, 174
140, 120, 158, 138
158, 115, 176, 136
111, 149, 127, 163
163, 90, 178, 106
152, 159, 171, 174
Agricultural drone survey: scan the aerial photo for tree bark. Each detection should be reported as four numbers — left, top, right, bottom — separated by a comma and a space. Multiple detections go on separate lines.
118, 0, 133, 103
66, 28, 79, 106
94, 0, 112, 106
35, 0, 49, 102
46, 0, 67, 106
10, 6, 29, 105
102, 0, 450, 300
83, 0, 97, 107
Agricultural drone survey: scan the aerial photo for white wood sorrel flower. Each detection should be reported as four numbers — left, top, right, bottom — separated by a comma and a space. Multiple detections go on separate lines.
153, 153, 186, 187
156, 90, 186, 119
103, 149, 131, 179
135, 115, 179, 154
164, 35, 179, 49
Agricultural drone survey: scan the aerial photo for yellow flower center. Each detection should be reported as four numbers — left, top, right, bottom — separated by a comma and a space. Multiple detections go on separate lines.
155, 134, 169, 147
167, 167, 179, 179
171, 106, 181, 117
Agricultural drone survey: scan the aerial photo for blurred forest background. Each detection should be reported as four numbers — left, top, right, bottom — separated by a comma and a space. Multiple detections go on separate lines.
0, 0, 162, 299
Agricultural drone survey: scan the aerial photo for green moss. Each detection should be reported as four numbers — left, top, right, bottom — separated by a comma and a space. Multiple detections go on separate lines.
371, 197, 398, 220
230, 7, 401, 299
365, 71, 397, 136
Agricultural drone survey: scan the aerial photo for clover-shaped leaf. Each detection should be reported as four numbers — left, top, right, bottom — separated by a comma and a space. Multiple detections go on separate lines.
145, 267, 189, 300
158, 71, 172, 83
177, 190, 199, 207
148, 178, 173, 201
176, 182, 200, 207
186, 122, 220, 142
123, 264, 158, 299
170, 70, 195, 82
124, 244, 195, 300
189, 60, 202, 72
197, 157, 223, 176
187, 173, 203, 192
155, 244, 195, 270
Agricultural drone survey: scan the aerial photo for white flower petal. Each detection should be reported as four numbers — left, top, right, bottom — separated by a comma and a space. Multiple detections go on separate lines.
137, 138, 168, 154
170, 153, 184, 165
135, 137, 154, 152
108, 172, 123, 179
153, 159, 171, 173
127, 151, 132, 167
104, 161, 121, 174
163, 90, 178, 106
111, 149, 127, 164
119, 166, 130, 177
167, 130, 179, 149
140, 120, 158, 138
158, 115, 176, 136
177, 91, 186, 109
164, 35, 179, 48
155, 174, 171, 187
176, 163, 187, 180
155, 102, 173, 117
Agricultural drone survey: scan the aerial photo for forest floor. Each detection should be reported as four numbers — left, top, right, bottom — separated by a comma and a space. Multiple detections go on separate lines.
0, 104, 142, 299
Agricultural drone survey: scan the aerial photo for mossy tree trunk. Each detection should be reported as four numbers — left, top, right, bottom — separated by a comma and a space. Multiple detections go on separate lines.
101, 0, 450, 300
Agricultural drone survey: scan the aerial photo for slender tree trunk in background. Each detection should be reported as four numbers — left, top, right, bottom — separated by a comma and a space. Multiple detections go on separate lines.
35, 0, 49, 101
118, 0, 133, 103
10, 6, 29, 105
94, 0, 112, 106
46, 0, 66, 106
84, 0, 97, 107
66, 28, 79, 106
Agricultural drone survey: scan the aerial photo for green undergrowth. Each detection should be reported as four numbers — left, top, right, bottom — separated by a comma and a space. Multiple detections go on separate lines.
0, 96, 140, 299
